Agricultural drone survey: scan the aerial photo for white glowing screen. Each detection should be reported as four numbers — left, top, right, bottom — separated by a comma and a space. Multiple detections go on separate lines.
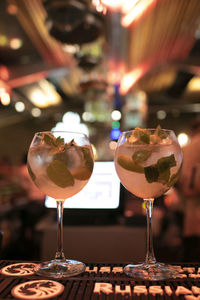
45, 161, 121, 209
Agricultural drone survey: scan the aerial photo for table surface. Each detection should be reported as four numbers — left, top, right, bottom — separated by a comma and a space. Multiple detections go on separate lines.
0, 260, 199, 299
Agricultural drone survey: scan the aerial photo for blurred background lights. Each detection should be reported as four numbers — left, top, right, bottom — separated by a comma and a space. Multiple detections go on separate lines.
1, 92, 10, 106
15, 101, 25, 112
109, 140, 117, 150
110, 128, 121, 140
111, 110, 121, 121
31, 107, 41, 117
82, 112, 95, 122
157, 110, 167, 120
178, 132, 189, 147
0, 88, 10, 105
0, 35, 8, 47
7, 4, 18, 14
112, 120, 120, 129
52, 111, 89, 136
9, 38, 23, 50
62, 111, 80, 124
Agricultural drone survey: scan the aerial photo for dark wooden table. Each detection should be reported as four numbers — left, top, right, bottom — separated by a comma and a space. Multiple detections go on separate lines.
0, 260, 199, 299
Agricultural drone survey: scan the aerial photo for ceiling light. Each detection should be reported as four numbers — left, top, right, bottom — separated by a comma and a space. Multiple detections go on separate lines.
121, 0, 156, 27
120, 65, 148, 94
28, 80, 61, 108
31, 108, 41, 117
15, 101, 25, 112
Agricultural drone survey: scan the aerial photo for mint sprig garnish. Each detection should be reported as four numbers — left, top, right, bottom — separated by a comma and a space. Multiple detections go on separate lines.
167, 164, 182, 187
155, 125, 168, 139
44, 133, 64, 147
81, 147, 94, 172
134, 128, 150, 144
144, 166, 159, 183
144, 154, 177, 184
46, 159, 74, 188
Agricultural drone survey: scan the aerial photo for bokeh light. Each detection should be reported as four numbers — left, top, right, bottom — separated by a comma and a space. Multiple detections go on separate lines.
111, 110, 121, 121
178, 132, 189, 147
31, 108, 41, 117
15, 101, 25, 112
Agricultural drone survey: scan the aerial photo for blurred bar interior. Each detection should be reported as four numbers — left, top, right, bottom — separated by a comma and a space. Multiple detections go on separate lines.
0, 0, 200, 262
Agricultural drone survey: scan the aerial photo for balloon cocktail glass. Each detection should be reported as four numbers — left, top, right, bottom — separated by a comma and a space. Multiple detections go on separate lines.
27, 131, 94, 278
114, 127, 182, 280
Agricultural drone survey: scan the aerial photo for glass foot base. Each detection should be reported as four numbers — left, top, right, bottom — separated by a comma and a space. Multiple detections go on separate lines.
36, 259, 86, 278
124, 262, 180, 280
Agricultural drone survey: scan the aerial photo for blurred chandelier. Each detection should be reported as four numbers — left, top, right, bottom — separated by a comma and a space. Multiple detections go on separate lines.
92, 0, 156, 27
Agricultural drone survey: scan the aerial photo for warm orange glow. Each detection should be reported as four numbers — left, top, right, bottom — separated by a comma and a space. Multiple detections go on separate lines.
7, 4, 18, 15
101, 0, 123, 10
8, 71, 48, 88
120, 64, 149, 94
121, 0, 157, 27
121, 0, 140, 14
92, 0, 107, 14
9, 38, 23, 50
107, 61, 126, 84
0, 65, 10, 81
0, 88, 11, 106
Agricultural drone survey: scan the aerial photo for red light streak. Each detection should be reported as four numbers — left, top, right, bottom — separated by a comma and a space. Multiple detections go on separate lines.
120, 63, 149, 94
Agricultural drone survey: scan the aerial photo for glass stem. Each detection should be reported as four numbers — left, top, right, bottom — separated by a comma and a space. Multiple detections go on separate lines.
55, 201, 65, 261
144, 198, 156, 264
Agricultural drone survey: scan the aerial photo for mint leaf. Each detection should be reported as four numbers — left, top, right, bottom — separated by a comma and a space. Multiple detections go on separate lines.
157, 154, 176, 173
81, 146, 94, 171
55, 136, 64, 146
44, 134, 64, 147
144, 154, 177, 184
134, 128, 150, 144
167, 165, 182, 187
117, 155, 144, 173
46, 159, 74, 188
155, 125, 168, 139
44, 133, 56, 146
144, 165, 159, 183
158, 168, 170, 183
132, 149, 152, 163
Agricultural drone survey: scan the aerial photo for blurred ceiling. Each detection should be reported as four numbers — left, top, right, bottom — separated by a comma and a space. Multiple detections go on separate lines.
0, 0, 200, 128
